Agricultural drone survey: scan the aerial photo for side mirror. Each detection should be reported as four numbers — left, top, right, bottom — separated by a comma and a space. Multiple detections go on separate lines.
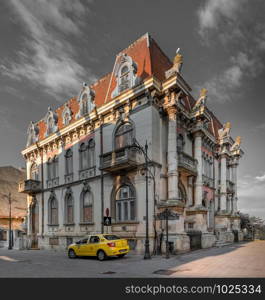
76, 241, 81, 245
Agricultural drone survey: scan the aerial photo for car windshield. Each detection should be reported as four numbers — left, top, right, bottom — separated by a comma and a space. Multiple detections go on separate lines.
103, 235, 121, 240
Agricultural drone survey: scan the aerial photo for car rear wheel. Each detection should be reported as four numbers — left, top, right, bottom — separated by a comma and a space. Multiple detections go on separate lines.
97, 250, 106, 261
68, 249, 77, 259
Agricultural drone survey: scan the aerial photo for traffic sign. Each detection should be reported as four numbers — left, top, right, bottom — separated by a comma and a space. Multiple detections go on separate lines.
105, 208, 110, 217
104, 216, 111, 226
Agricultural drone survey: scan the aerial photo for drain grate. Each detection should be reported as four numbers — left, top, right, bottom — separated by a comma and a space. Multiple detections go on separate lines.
101, 271, 116, 274
153, 269, 175, 275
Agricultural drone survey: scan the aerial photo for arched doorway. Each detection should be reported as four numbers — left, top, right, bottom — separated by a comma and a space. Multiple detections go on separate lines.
31, 199, 39, 248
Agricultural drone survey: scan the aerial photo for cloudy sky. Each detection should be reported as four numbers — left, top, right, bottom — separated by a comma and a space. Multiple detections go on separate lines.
0, 0, 264, 218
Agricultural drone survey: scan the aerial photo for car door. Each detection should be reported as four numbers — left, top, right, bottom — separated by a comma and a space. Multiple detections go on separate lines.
77, 238, 89, 256
88, 236, 100, 256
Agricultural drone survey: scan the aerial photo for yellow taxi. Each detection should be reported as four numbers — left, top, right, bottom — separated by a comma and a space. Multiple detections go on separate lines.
67, 234, 130, 261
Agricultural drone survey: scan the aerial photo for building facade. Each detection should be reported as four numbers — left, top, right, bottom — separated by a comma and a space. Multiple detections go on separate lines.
19, 33, 244, 252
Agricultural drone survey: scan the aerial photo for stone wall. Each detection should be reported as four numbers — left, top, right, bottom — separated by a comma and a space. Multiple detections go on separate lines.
201, 233, 216, 248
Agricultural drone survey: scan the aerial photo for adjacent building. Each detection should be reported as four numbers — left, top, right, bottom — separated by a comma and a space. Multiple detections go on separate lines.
19, 33, 244, 252
0, 166, 27, 248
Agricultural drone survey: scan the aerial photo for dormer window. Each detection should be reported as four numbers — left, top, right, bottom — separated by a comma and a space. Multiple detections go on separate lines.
77, 83, 95, 118
62, 104, 72, 126
81, 93, 88, 115
111, 54, 141, 98
119, 65, 130, 92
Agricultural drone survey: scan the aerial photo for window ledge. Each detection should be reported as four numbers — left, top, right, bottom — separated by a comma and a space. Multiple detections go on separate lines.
79, 222, 94, 225
47, 224, 59, 226
64, 223, 75, 226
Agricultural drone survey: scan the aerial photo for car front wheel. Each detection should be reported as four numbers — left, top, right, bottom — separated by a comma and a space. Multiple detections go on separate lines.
68, 249, 77, 259
97, 250, 106, 261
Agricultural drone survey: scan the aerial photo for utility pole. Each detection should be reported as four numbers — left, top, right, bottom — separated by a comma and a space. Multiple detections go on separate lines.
8, 192, 12, 250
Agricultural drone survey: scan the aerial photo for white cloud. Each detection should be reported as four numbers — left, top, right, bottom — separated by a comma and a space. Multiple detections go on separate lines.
196, 51, 258, 103
256, 174, 265, 182
197, 0, 244, 37
1, 0, 96, 101
237, 175, 265, 219
196, 0, 265, 103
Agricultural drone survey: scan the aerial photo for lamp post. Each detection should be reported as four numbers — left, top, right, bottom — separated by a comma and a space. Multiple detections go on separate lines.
131, 138, 151, 259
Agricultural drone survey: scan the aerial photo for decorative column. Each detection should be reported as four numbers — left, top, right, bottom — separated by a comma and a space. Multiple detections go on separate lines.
226, 194, 232, 213
166, 106, 179, 202
220, 154, 227, 212
214, 157, 219, 211
194, 130, 203, 207
232, 157, 239, 214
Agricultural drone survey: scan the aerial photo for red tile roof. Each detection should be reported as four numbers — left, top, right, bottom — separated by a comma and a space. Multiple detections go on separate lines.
33, 33, 224, 143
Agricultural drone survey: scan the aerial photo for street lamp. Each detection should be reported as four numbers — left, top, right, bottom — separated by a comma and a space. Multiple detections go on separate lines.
131, 138, 151, 259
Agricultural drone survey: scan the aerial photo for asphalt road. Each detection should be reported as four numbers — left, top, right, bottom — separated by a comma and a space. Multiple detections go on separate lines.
0, 240, 264, 277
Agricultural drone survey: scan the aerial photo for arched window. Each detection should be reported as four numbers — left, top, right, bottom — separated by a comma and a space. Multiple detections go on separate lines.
81, 191, 93, 223
119, 65, 130, 92
115, 184, 136, 222
65, 149, 73, 175
114, 122, 133, 149
88, 139, 95, 168
30, 163, 39, 180
79, 143, 88, 170
65, 190, 74, 224
49, 194, 58, 225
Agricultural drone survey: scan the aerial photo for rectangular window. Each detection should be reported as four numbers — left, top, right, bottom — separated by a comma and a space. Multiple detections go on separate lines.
117, 202, 121, 221
124, 202, 128, 220
130, 201, 135, 220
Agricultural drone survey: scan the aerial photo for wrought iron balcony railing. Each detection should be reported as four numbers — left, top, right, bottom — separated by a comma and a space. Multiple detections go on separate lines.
178, 151, 198, 175
18, 179, 41, 194
100, 146, 139, 172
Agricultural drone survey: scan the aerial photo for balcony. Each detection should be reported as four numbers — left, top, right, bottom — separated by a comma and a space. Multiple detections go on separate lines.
18, 179, 41, 194
100, 146, 139, 172
178, 152, 197, 175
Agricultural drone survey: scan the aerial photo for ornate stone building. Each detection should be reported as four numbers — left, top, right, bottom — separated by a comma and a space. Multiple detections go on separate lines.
19, 33, 244, 252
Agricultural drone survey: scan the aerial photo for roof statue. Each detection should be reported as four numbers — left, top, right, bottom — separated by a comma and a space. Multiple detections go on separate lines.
193, 88, 208, 111
218, 121, 231, 140
231, 136, 241, 152
173, 48, 183, 73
